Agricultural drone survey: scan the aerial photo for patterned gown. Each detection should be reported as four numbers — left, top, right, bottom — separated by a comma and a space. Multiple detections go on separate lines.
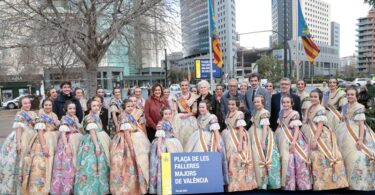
300, 105, 348, 190
275, 110, 312, 190
322, 89, 347, 131
184, 113, 229, 185
74, 113, 111, 195
172, 92, 198, 147
336, 102, 375, 191
221, 111, 257, 192
110, 112, 151, 194
249, 108, 281, 189
22, 110, 59, 195
149, 120, 183, 194
50, 115, 83, 194
0, 111, 37, 195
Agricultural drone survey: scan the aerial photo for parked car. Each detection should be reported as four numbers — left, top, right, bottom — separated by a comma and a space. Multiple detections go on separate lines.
2, 95, 34, 109
353, 78, 375, 86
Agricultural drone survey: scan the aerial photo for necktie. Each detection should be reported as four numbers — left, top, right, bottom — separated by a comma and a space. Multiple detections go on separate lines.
252, 89, 256, 102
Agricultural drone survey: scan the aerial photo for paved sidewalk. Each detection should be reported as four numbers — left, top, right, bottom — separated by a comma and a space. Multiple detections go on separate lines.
0, 109, 17, 145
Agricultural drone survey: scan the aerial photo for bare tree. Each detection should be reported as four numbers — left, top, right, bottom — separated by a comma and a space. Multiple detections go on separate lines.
0, 0, 179, 95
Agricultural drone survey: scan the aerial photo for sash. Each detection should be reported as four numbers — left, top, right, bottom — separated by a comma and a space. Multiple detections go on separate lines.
20, 111, 34, 125
198, 115, 217, 152
40, 114, 53, 124
136, 99, 144, 109
176, 93, 191, 112
253, 126, 273, 174
126, 113, 145, 132
162, 121, 173, 133
308, 122, 340, 178
198, 128, 217, 152
228, 124, 252, 164
280, 121, 310, 164
345, 120, 375, 163
326, 104, 342, 121
64, 116, 76, 127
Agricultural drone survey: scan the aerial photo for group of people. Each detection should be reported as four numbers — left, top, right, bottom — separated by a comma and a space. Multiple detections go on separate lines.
0, 74, 374, 195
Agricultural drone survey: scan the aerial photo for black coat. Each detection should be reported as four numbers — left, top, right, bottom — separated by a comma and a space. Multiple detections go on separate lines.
270, 93, 302, 131
53, 92, 83, 122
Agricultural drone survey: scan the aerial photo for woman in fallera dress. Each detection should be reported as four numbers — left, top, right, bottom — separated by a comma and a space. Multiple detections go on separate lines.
129, 95, 147, 136
22, 99, 60, 195
322, 77, 347, 131
0, 96, 37, 195
51, 101, 83, 194
249, 95, 281, 190
336, 87, 375, 191
171, 80, 198, 147
296, 80, 311, 116
301, 89, 348, 190
221, 97, 257, 192
275, 95, 312, 190
149, 107, 183, 195
110, 99, 150, 194
184, 100, 229, 186
74, 99, 111, 195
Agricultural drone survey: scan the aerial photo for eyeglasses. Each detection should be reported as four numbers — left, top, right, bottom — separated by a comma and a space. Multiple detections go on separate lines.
281, 83, 290, 86
266, 85, 273, 87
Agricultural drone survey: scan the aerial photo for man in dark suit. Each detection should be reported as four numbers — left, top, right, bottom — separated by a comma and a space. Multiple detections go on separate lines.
245, 73, 271, 128
270, 78, 302, 131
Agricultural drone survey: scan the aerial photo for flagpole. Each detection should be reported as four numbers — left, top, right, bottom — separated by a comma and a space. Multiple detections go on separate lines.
296, 0, 300, 80
208, 0, 214, 89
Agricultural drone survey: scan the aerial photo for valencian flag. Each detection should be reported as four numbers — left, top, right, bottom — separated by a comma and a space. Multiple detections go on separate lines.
209, 0, 223, 68
298, 0, 320, 63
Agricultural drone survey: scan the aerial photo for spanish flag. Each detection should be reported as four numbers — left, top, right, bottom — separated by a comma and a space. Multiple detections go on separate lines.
209, 0, 223, 68
298, 0, 320, 63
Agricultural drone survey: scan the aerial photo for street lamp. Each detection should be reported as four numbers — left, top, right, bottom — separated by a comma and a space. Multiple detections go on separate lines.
237, 30, 291, 77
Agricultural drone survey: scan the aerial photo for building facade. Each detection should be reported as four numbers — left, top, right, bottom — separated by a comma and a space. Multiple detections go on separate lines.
357, 9, 375, 75
271, 0, 340, 78
180, 0, 237, 78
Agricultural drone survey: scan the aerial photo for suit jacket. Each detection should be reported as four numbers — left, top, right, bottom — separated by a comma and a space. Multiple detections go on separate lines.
245, 86, 271, 116
220, 91, 247, 120
270, 93, 302, 131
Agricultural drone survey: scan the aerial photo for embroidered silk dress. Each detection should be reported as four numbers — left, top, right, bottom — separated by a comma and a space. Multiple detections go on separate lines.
184, 113, 229, 185
336, 102, 375, 191
172, 92, 198, 147
249, 108, 281, 189
322, 89, 347, 131
74, 113, 111, 195
109, 112, 151, 194
300, 105, 348, 190
221, 111, 257, 192
50, 115, 83, 194
275, 110, 312, 190
149, 120, 183, 194
0, 111, 37, 195
22, 110, 59, 195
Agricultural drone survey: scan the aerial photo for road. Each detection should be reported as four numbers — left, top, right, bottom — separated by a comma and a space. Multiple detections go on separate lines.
0, 109, 17, 145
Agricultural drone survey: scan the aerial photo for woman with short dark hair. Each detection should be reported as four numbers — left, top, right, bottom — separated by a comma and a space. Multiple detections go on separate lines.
144, 83, 168, 141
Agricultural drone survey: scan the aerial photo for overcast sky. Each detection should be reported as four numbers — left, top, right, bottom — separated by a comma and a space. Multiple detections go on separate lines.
236, 0, 372, 57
